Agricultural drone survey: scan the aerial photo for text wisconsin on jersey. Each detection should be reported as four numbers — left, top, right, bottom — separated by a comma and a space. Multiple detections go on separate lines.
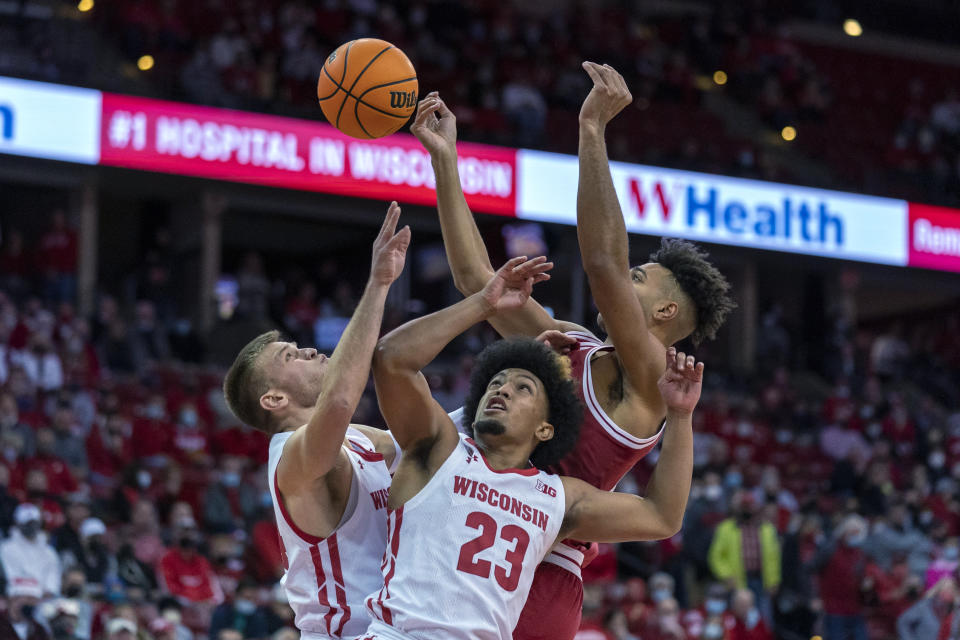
452, 476, 552, 532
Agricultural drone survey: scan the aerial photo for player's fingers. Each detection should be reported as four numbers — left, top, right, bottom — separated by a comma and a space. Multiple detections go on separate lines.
582, 61, 606, 88
436, 99, 456, 120
686, 354, 695, 370
386, 225, 412, 250
696, 361, 705, 375
501, 256, 528, 272
675, 350, 686, 370
512, 255, 547, 269
665, 346, 677, 368
377, 201, 400, 241
532, 273, 551, 284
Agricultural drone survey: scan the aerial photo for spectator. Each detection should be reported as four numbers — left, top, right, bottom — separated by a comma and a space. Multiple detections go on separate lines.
203, 456, 257, 534
0, 503, 61, 597
247, 584, 294, 639
52, 498, 91, 570
74, 517, 114, 587
0, 578, 49, 640
927, 538, 960, 589
864, 501, 932, 577
0, 391, 37, 458
707, 491, 780, 623
60, 569, 92, 640
644, 596, 687, 640
129, 300, 170, 366
29, 429, 78, 496
897, 578, 957, 640
50, 403, 87, 478
209, 578, 268, 640
728, 589, 773, 640
12, 334, 64, 392
37, 211, 77, 304
814, 515, 871, 640
43, 599, 81, 640
157, 518, 224, 605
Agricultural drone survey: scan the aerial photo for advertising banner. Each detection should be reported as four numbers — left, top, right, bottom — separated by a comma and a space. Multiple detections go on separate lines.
517, 150, 909, 266
99, 93, 517, 215
0, 77, 100, 164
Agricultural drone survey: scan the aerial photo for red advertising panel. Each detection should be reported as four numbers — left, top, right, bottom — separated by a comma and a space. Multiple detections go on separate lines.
99, 93, 517, 215
908, 202, 960, 273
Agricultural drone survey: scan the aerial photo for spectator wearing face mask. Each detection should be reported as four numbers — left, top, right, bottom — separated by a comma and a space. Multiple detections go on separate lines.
708, 491, 781, 624
863, 501, 932, 577
728, 589, 772, 640
130, 396, 173, 465
0, 503, 61, 597
60, 569, 92, 640
812, 515, 871, 640
157, 518, 224, 605
209, 578, 268, 640
202, 456, 257, 534
897, 578, 958, 640
169, 404, 210, 466
643, 596, 687, 640
0, 578, 49, 640
76, 517, 116, 587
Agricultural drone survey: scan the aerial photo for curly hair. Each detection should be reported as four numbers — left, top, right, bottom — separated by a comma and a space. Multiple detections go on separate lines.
651, 238, 736, 345
462, 338, 583, 469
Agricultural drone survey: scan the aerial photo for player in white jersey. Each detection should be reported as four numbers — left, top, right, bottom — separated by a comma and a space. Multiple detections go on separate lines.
356, 256, 703, 640
223, 202, 410, 639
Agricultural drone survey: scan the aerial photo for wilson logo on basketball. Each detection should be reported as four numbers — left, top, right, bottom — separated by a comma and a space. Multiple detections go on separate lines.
389, 90, 417, 110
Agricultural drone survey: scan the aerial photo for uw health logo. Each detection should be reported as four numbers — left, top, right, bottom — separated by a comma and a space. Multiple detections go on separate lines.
389, 90, 417, 109
0, 104, 13, 141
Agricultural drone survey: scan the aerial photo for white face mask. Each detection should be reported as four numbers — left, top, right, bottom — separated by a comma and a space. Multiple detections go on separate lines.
705, 484, 723, 501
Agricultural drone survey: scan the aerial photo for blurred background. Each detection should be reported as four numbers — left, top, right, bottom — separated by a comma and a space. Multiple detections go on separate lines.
2, 1, 960, 639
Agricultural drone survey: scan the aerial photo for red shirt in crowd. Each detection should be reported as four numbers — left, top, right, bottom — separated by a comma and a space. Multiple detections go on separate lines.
818, 543, 867, 616
158, 548, 224, 603
727, 616, 774, 640
131, 417, 174, 459
23, 455, 77, 495
38, 227, 77, 274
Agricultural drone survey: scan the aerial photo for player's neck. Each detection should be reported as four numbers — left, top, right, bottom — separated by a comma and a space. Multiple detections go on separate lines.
476, 441, 532, 472
276, 406, 314, 432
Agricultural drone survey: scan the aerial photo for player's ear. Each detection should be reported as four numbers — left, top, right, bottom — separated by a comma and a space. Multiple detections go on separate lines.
654, 300, 679, 322
535, 421, 554, 443
260, 390, 288, 413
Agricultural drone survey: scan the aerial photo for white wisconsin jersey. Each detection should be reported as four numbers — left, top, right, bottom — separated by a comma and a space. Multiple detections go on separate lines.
364, 433, 565, 640
270, 428, 392, 639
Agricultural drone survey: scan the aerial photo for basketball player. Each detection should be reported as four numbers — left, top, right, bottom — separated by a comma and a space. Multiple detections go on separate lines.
355, 255, 702, 640
222, 202, 410, 639
410, 62, 735, 639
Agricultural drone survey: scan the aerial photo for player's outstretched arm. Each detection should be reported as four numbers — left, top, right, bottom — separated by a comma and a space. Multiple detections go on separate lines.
576, 62, 664, 389
278, 202, 410, 487
558, 347, 700, 542
373, 256, 553, 459
412, 94, 590, 340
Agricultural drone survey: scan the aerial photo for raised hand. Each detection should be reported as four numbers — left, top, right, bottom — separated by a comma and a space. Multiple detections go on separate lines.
536, 329, 577, 355
479, 256, 553, 313
370, 201, 411, 286
579, 62, 633, 130
410, 91, 457, 157
657, 347, 704, 416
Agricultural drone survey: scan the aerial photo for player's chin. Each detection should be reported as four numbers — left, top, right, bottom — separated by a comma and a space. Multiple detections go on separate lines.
473, 418, 507, 437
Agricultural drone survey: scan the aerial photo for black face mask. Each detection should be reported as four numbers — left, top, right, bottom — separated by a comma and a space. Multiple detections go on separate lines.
179, 536, 196, 550
63, 585, 84, 599
19, 522, 40, 539
19, 604, 35, 620
738, 510, 753, 522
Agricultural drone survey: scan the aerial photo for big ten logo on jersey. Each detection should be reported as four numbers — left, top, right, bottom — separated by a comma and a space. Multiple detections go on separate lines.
389, 90, 417, 109
536, 479, 557, 497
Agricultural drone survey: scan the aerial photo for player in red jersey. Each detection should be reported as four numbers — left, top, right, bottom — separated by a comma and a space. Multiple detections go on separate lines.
223, 202, 410, 639
411, 62, 736, 640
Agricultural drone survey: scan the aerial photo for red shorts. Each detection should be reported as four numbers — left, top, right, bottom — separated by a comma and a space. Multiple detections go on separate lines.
513, 562, 583, 640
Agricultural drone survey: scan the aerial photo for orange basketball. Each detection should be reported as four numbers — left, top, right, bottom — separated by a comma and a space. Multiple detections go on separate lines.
317, 38, 418, 139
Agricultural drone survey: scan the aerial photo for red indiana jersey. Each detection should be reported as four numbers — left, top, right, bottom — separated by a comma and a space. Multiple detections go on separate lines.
541, 331, 663, 574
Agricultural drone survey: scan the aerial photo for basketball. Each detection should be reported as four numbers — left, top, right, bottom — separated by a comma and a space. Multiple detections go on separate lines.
317, 38, 418, 139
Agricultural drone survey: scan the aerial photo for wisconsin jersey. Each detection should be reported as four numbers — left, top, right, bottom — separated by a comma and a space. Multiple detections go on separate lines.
269, 428, 393, 639
363, 434, 565, 640
540, 330, 664, 573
